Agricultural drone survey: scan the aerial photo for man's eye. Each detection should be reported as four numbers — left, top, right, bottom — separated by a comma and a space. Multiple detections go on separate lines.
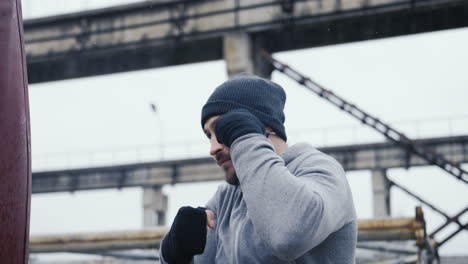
206, 133, 211, 139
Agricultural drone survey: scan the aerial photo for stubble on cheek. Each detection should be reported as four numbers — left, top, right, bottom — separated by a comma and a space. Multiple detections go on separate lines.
215, 152, 239, 185
223, 161, 239, 185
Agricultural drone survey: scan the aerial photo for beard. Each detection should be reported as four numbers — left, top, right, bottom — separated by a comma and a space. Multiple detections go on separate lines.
224, 163, 239, 185
215, 151, 239, 185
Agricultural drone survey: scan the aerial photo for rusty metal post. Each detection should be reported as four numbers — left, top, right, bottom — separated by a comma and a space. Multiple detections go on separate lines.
0, 0, 32, 263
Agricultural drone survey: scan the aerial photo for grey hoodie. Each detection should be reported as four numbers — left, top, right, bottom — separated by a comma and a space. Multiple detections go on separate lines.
161, 134, 357, 263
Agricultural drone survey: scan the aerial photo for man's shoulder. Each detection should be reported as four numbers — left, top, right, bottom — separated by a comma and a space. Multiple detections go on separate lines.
284, 142, 345, 176
283, 142, 334, 163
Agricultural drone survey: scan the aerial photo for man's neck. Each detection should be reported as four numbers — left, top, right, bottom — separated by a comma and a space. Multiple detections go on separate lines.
269, 135, 287, 155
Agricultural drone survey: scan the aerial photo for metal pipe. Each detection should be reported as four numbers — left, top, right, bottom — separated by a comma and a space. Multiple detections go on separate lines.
30, 228, 167, 253
367, 255, 419, 264
31, 240, 160, 253
30, 217, 426, 253
356, 243, 417, 255
358, 229, 418, 242
357, 217, 424, 242
358, 217, 423, 231
74, 251, 160, 261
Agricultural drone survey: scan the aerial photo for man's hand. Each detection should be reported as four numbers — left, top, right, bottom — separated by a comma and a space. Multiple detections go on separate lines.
214, 109, 264, 148
161, 206, 215, 264
206, 209, 215, 229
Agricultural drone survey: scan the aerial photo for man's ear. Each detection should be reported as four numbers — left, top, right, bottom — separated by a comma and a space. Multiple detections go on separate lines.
264, 127, 277, 139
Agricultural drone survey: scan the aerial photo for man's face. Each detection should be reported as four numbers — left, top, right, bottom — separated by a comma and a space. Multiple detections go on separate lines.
203, 115, 239, 185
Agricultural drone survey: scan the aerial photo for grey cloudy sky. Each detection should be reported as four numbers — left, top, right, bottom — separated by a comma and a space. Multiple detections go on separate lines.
24, 0, 468, 261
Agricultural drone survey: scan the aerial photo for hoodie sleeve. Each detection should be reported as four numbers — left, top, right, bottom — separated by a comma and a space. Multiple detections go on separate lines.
230, 134, 356, 260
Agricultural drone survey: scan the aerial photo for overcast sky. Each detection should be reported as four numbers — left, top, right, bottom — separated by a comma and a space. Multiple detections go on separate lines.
23, 0, 468, 261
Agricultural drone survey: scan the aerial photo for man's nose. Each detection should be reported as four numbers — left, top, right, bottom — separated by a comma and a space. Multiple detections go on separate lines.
209, 134, 224, 156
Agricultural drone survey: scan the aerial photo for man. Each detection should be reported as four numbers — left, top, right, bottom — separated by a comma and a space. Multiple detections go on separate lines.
160, 73, 357, 263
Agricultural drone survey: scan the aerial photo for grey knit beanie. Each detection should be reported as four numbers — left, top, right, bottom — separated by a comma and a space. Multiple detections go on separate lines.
201, 73, 287, 141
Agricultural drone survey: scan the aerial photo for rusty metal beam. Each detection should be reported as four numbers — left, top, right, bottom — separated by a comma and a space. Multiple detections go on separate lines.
30, 216, 426, 253
357, 217, 424, 242
29, 228, 167, 253
358, 218, 422, 230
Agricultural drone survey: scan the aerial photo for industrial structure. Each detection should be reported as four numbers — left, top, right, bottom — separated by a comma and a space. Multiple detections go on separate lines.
24, 0, 468, 83
23, 0, 468, 263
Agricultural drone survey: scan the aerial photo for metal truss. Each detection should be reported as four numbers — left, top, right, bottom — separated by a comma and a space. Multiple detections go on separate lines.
263, 51, 468, 184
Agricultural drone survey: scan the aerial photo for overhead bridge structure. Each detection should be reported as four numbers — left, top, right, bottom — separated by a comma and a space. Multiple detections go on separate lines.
25, 0, 468, 83
32, 135, 468, 194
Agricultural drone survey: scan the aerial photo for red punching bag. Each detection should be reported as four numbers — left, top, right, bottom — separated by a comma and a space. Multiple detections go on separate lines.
0, 0, 32, 263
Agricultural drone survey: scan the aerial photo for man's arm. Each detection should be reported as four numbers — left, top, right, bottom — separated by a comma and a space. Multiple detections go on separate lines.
192, 187, 220, 264
230, 134, 356, 260
159, 189, 219, 264
159, 206, 208, 264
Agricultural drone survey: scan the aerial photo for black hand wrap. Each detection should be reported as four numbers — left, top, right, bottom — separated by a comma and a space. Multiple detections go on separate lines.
161, 206, 208, 264
214, 109, 265, 148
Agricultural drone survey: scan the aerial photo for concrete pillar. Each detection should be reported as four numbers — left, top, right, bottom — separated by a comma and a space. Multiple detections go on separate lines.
224, 31, 253, 77
371, 169, 391, 218
142, 185, 168, 227
223, 31, 272, 78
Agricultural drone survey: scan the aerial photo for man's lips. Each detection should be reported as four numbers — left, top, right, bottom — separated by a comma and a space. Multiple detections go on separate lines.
215, 152, 231, 167
217, 158, 231, 167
